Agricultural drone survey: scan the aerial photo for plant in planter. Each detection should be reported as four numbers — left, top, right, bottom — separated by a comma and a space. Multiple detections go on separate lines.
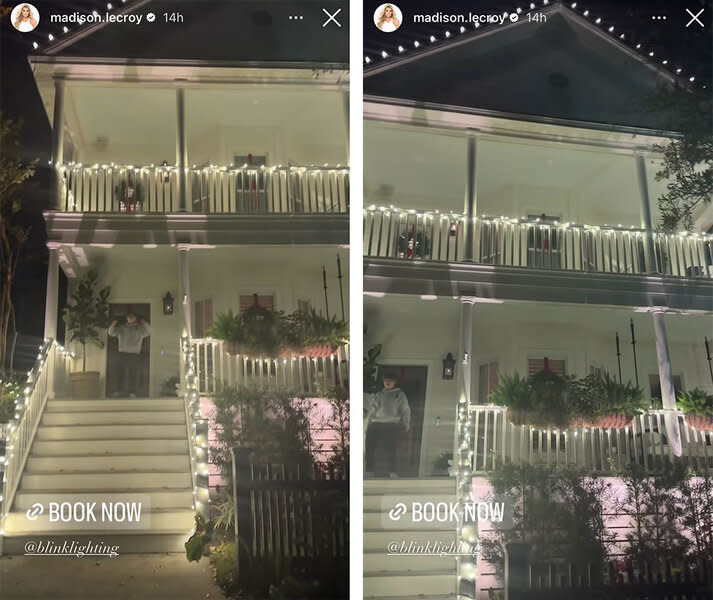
433, 451, 454, 477
677, 388, 713, 431
240, 302, 282, 357
62, 269, 110, 398
491, 371, 571, 428
489, 372, 531, 423
290, 307, 348, 357
208, 310, 244, 355
571, 370, 647, 429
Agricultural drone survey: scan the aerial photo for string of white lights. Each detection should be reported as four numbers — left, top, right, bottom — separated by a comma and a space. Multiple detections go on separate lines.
365, 1, 706, 90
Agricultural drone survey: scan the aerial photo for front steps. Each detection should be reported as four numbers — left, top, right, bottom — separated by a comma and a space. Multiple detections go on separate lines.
364, 478, 458, 600
2, 397, 194, 554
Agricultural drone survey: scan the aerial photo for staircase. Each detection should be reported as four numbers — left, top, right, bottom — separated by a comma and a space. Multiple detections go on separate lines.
364, 478, 458, 600
2, 397, 195, 554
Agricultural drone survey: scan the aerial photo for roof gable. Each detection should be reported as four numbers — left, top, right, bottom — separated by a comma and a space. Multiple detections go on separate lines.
365, 6, 679, 130
37, 0, 347, 66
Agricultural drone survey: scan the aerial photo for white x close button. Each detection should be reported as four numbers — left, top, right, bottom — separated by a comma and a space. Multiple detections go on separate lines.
322, 8, 342, 28
685, 8, 704, 28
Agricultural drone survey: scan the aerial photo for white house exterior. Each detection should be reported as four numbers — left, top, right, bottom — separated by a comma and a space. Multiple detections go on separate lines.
1, 1, 349, 555
362, 4, 712, 599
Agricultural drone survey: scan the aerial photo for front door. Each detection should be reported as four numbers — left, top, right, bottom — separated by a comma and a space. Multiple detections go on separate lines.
106, 303, 151, 398
375, 365, 428, 477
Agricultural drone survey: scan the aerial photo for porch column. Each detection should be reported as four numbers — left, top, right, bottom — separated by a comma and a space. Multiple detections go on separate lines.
459, 297, 476, 404
178, 245, 192, 338
341, 89, 349, 163
51, 78, 65, 210
176, 85, 188, 212
652, 310, 682, 457
44, 243, 60, 341
456, 297, 477, 598
635, 152, 657, 273
464, 135, 478, 261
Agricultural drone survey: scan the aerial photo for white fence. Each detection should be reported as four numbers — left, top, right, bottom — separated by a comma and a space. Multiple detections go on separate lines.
191, 338, 349, 396
470, 405, 713, 474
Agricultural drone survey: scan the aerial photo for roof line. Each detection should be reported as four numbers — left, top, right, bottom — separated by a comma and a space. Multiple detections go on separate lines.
29, 55, 350, 73
364, 95, 680, 144
365, 2, 677, 88
40, 0, 154, 56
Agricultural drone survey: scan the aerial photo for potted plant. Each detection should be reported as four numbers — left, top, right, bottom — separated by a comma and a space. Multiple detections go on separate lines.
677, 388, 713, 431
291, 307, 348, 358
208, 310, 244, 355
490, 370, 570, 428
62, 269, 110, 398
571, 370, 647, 429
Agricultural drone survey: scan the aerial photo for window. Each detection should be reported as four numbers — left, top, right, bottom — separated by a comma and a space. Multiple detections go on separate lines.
527, 213, 561, 269
649, 374, 683, 403
239, 294, 275, 313
479, 361, 499, 404
194, 299, 213, 338
528, 357, 566, 378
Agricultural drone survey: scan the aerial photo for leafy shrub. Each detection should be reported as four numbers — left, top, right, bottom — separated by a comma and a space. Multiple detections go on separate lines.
209, 542, 238, 596
0, 374, 23, 424
572, 370, 648, 419
677, 388, 713, 417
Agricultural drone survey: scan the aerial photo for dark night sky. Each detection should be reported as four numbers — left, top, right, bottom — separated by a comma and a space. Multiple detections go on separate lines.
365, 0, 713, 87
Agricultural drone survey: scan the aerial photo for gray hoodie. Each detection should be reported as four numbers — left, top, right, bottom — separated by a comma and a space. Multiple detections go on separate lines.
107, 321, 151, 354
366, 387, 410, 427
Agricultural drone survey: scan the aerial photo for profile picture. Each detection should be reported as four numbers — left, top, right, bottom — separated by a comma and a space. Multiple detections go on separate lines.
374, 3, 402, 33
11, 3, 39, 32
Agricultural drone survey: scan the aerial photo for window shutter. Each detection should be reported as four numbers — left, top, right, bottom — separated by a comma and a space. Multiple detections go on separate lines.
528, 357, 566, 378
194, 299, 213, 338
479, 361, 500, 403
239, 294, 274, 313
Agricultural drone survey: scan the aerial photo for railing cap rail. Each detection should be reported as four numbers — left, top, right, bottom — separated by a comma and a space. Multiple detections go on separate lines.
364, 206, 713, 239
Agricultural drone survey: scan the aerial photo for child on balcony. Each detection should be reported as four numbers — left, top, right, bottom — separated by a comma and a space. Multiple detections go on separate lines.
365, 370, 410, 478
108, 309, 151, 398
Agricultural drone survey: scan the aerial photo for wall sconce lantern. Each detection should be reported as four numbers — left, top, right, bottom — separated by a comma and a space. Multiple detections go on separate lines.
162, 292, 174, 315
442, 352, 456, 380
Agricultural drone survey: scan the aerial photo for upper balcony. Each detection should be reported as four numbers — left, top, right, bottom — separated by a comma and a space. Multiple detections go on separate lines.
58, 163, 349, 215
364, 207, 713, 279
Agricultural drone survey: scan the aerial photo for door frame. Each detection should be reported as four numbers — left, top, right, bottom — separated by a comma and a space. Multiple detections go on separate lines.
376, 359, 439, 478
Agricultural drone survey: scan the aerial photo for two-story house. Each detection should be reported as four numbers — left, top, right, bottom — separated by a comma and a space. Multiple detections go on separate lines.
1, 0, 349, 555
361, 4, 712, 599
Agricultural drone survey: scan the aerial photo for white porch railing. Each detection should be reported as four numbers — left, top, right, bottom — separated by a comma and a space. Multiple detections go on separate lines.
60, 164, 349, 214
180, 336, 210, 520
0, 340, 74, 551
469, 405, 713, 474
191, 338, 349, 396
364, 208, 713, 279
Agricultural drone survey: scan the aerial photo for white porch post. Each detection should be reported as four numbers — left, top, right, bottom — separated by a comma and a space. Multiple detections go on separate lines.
464, 136, 478, 261
178, 245, 192, 338
635, 152, 657, 273
341, 89, 349, 163
44, 244, 60, 342
176, 85, 189, 212
456, 297, 477, 597
51, 78, 65, 210
652, 310, 682, 456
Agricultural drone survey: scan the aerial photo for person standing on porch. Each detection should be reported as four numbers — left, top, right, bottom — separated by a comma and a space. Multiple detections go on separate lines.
365, 371, 410, 478
108, 309, 151, 398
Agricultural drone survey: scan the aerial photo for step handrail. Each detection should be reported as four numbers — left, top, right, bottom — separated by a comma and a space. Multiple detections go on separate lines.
180, 335, 210, 523
0, 340, 65, 553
